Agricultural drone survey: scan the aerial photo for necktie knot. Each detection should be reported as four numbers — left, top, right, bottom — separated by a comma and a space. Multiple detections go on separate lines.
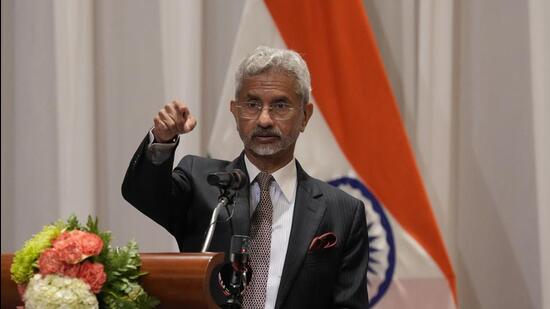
256, 171, 273, 192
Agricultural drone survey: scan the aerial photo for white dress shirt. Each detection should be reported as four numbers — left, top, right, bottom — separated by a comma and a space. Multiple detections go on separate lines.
244, 155, 297, 309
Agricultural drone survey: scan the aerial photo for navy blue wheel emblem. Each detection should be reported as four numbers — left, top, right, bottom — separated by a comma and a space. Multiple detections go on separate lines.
329, 177, 395, 307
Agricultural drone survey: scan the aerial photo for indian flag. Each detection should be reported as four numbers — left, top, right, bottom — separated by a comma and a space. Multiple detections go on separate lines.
208, 0, 456, 307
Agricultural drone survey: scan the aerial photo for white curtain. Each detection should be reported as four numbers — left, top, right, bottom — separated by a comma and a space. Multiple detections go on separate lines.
1, 0, 205, 252
530, 0, 550, 307
1, 0, 98, 246
1, 0, 548, 308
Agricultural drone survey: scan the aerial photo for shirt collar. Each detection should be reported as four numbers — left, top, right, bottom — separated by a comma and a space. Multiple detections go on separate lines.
244, 154, 297, 202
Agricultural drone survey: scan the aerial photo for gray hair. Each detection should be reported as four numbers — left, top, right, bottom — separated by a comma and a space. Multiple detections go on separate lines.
235, 46, 311, 104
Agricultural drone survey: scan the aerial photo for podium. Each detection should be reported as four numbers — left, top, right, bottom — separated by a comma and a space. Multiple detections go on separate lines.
1, 252, 224, 308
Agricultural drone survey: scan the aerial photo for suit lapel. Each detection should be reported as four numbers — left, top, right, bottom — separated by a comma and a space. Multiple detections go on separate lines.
225, 153, 250, 236
274, 162, 326, 309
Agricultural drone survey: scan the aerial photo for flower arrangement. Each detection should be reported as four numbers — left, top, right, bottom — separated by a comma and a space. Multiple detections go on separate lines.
10, 215, 159, 309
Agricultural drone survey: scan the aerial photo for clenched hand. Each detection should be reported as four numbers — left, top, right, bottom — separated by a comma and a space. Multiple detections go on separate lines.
152, 100, 197, 143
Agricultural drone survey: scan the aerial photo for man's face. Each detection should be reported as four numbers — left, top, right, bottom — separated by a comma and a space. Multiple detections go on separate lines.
231, 70, 313, 159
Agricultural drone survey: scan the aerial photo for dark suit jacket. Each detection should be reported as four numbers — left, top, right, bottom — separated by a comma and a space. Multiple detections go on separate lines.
122, 135, 369, 308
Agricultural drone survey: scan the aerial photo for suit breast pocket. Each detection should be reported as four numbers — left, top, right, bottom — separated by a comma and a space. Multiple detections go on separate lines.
303, 247, 339, 266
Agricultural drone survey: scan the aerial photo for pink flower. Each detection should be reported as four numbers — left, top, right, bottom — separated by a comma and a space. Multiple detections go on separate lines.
60, 262, 81, 278
77, 232, 103, 256
38, 248, 63, 275
52, 231, 71, 246
78, 261, 107, 294
52, 230, 104, 264
54, 238, 83, 264
34, 229, 107, 294
38, 247, 81, 277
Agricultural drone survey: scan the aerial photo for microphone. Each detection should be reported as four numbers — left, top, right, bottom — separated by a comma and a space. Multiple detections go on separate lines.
218, 235, 252, 299
201, 170, 247, 252
207, 169, 248, 190
229, 235, 250, 271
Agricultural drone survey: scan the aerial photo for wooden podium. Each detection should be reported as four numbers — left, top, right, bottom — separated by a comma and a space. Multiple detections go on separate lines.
1, 252, 224, 308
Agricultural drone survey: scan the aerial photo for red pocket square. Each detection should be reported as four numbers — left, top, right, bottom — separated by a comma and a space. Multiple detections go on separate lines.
308, 232, 337, 252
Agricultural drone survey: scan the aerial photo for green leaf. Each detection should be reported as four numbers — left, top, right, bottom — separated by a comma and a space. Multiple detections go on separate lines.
65, 214, 81, 231
98, 240, 159, 308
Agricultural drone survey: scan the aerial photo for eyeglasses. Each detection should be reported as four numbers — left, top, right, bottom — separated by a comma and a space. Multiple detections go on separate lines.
235, 101, 299, 120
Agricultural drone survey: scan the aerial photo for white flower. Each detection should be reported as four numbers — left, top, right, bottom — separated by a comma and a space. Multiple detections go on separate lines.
23, 274, 98, 309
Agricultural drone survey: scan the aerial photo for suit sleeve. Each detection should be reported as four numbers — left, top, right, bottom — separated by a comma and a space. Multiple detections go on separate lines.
333, 200, 369, 308
121, 134, 193, 237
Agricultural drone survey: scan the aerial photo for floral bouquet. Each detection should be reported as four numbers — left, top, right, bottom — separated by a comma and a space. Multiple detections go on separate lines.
10, 215, 159, 309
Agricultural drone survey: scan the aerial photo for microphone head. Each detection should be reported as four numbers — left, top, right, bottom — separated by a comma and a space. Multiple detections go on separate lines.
207, 169, 248, 190
230, 235, 250, 266
229, 169, 248, 190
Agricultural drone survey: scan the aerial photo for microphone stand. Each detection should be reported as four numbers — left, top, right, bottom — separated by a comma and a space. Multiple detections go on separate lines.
201, 189, 235, 253
220, 235, 251, 309
202, 172, 250, 308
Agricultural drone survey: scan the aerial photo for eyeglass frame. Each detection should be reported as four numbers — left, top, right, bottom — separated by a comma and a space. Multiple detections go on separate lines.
233, 100, 303, 120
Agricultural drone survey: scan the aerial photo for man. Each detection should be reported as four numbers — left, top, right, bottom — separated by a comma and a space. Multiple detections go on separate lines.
122, 46, 369, 308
